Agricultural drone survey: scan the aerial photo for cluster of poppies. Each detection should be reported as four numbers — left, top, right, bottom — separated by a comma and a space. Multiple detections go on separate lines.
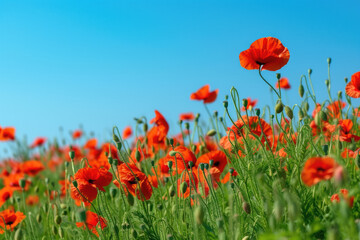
0, 36, 359, 238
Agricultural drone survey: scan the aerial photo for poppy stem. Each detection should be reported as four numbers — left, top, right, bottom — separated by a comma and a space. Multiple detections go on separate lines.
258, 67, 281, 99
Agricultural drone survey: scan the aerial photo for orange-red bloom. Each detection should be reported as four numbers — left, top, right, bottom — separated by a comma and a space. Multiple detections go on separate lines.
26, 195, 39, 206
301, 156, 339, 186
239, 37, 290, 71
0, 209, 26, 234
113, 163, 153, 201
190, 85, 218, 104
196, 151, 228, 174
241, 98, 257, 111
0, 127, 15, 141
331, 189, 354, 207
275, 77, 291, 89
30, 137, 47, 148
0, 187, 13, 207
122, 126, 132, 140
180, 112, 195, 121
21, 160, 45, 176
345, 72, 360, 98
76, 211, 107, 237
72, 129, 83, 139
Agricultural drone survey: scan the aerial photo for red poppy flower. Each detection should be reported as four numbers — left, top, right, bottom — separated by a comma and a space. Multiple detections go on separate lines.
326, 119, 360, 142
0, 127, 15, 141
113, 163, 153, 201
196, 151, 228, 174
146, 110, 169, 155
72, 130, 83, 139
0, 187, 13, 207
327, 100, 346, 119
239, 37, 290, 71
301, 157, 339, 186
177, 170, 198, 198
76, 211, 107, 237
84, 138, 98, 150
26, 195, 39, 206
0, 209, 26, 234
345, 72, 360, 98
30, 137, 47, 148
220, 168, 238, 184
122, 126, 132, 140
21, 160, 45, 176
331, 189, 354, 207
275, 77, 291, 89
190, 85, 219, 104
180, 112, 195, 121
241, 98, 258, 111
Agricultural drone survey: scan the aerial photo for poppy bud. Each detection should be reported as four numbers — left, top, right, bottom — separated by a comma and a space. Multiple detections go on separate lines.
188, 161, 194, 168
315, 112, 322, 126
168, 138, 174, 146
58, 226, 64, 238
308, 69, 312, 75
52, 226, 58, 235
209, 160, 214, 167
285, 106, 293, 119
72, 180, 78, 188
298, 109, 304, 120
121, 222, 128, 230
127, 192, 134, 206
180, 182, 188, 194
167, 161, 173, 170
320, 111, 327, 121
325, 79, 330, 87
344, 77, 348, 83
36, 214, 42, 223
114, 225, 120, 235
116, 141, 122, 151
113, 159, 119, 166
204, 163, 209, 170
69, 150, 75, 160
151, 160, 155, 167
223, 101, 228, 108
169, 185, 176, 197
275, 102, 283, 114
108, 156, 113, 165
113, 133, 120, 143
157, 203, 163, 211
191, 145, 197, 153
184, 122, 190, 130
207, 129, 216, 137
131, 229, 138, 239
135, 150, 141, 162
199, 163, 205, 171
194, 204, 204, 225
213, 111, 218, 117
110, 188, 117, 198
65, 161, 69, 168
255, 108, 260, 116
229, 168, 234, 174
338, 91, 342, 99
327, 57, 331, 64
19, 179, 26, 189
55, 215, 62, 225
242, 99, 248, 108
78, 210, 87, 223
322, 145, 329, 155
242, 202, 251, 214
195, 113, 200, 122
230, 182, 235, 189
134, 118, 143, 124
299, 84, 304, 98
169, 151, 176, 157
143, 123, 148, 132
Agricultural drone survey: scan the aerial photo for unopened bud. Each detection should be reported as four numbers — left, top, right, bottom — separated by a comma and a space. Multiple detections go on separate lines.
169, 185, 176, 197
19, 179, 26, 189
110, 188, 117, 198
285, 106, 293, 119
69, 150, 75, 160
325, 79, 330, 87
127, 192, 134, 206
344, 77, 348, 83
275, 102, 283, 114
135, 150, 141, 162
168, 161, 173, 170
184, 122, 190, 130
180, 182, 188, 194
298, 109, 304, 120
338, 91, 342, 99
169, 151, 176, 157
213, 111, 218, 117
223, 101, 228, 108
242, 202, 251, 214
276, 73, 281, 80
14, 229, 23, 240
55, 215, 62, 225
327, 57, 331, 64
255, 108, 260, 116
207, 129, 216, 137
143, 123, 148, 132
169, 138, 174, 146
72, 180, 78, 188
209, 160, 214, 167
322, 145, 329, 155
242, 99, 248, 108
299, 84, 305, 98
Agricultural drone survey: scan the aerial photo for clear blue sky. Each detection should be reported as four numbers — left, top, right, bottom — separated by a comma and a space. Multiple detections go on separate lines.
0, 0, 359, 150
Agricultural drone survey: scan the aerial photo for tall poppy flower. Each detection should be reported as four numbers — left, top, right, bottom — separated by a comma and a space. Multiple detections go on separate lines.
331, 189, 354, 207
239, 37, 290, 71
180, 112, 195, 121
195, 151, 228, 174
0, 187, 13, 207
21, 160, 45, 176
190, 85, 219, 104
122, 126, 132, 140
301, 156, 339, 186
0, 127, 15, 141
345, 72, 360, 98
275, 77, 291, 89
241, 98, 258, 111
113, 163, 152, 201
76, 211, 107, 237
72, 130, 83, 139
30, 137, 47, 148
0, 209, 26, 234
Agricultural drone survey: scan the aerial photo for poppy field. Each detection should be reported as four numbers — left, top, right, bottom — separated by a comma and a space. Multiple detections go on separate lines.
1, 37, 360, 240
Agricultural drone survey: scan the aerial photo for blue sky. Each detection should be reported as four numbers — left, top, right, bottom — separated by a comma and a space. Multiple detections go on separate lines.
0, 0, 359, 151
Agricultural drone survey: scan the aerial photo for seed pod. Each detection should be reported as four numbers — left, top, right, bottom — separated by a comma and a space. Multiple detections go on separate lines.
242, 202, 251, 214
206, 129, 216, 137
275, 102, 283, 114
194, 204, 204, 225
299, 84, 305, 98
180, 182, 188, 194
127, 192, 134, 206
284, 106, 293, 119
169, 185, 176, 197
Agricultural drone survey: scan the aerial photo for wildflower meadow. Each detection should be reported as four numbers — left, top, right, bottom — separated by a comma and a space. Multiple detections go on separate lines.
1, 36, 360, 240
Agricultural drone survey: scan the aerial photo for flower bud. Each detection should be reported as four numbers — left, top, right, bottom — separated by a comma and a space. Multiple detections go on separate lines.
325, 79, 330, 87
72, 180, 78, 188
135, 150, 141, 162
204, 163, 209, 170
242, 99, 248, 108
131, 229, 138, 239
180, 182, 188, 194
168, 161, 173, 170
191, 145, 197, 153
199, 163, 205, 171
206, 129, 216, 137
276, 73, 281, 80
216, 218, 224, 229
188, 161, 194, 168
52, 226, 58, 235
108, 156, 113, 165
299, 84, 304, 98
127, 192, 134, 206
327, 57, 331, 64
113, 133, 120, 143
19, 179, 26, 189
338, 91, 342, 99
356, 154, 360, 168
298, 109, 304, 120
78, 209, 86, 222
242, 202, 251, 214
344, 77, 348, 83
58, 226, 64, 238
134, 118, 143, 124
285, 106, 293, 119
275, 102, 283, 114
219, 117, 223, 122
322, 145, 329, 155
69, 150, 75, 160
36, 213, 42, 223
169, 185, 176, 197
167, 234, 174, 240
209, 160, 214, 167
223, 101, 228, 108
110, 188, 117, 198
169, 138, 174, 146
213, 111, 218, 117
55, 215, 62, 225
169, 151, 176, 157
255, 108, 260, 116
184, 122, 190, 130
143, 123, 148, 132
